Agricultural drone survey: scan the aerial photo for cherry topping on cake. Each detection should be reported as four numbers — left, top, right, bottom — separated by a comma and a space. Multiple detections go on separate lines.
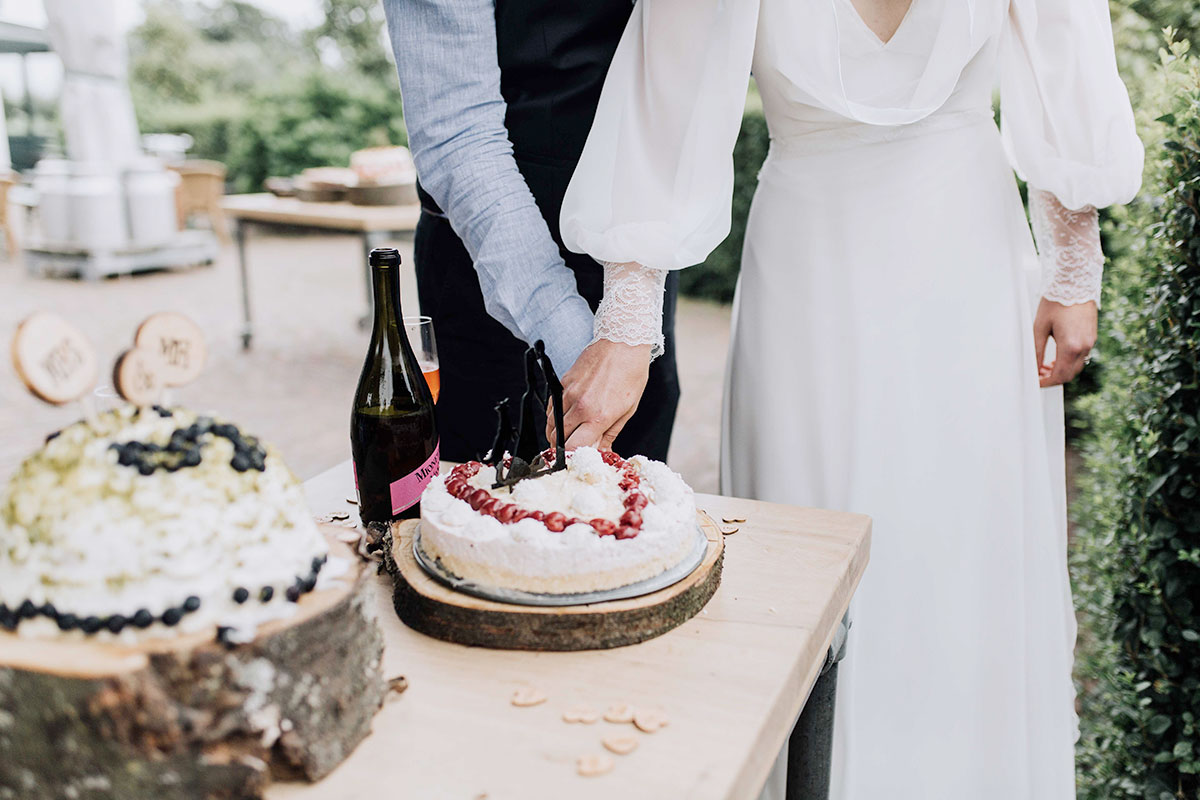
590, 519, 619, 537
444, 455, 648, 540
601, 450, 625, 467
468, 488, 491, 510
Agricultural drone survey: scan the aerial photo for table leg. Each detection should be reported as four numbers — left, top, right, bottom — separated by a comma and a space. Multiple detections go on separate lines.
235, 220, 253, 350
785, 614, 849, 800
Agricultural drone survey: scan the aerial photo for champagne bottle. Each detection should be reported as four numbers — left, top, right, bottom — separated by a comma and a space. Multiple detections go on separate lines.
351, 247, 439, 525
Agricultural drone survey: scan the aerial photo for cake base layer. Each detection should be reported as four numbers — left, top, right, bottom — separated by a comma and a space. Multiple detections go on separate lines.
0, 530, 384, 800
386, 515, 725, 651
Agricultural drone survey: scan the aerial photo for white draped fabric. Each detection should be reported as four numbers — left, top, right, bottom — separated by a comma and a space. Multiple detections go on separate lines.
44, 0, 141, 166
561, 0, 1142, 797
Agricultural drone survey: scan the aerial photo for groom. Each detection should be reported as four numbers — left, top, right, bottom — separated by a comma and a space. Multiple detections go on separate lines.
381, 0, 680, 464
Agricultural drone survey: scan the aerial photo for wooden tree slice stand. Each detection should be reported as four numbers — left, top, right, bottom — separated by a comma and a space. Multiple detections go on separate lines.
0, 528, 385, 800
386, 513, 724, 651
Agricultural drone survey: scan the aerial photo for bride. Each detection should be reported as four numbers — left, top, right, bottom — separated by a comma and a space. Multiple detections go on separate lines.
551, 0, 1143, 796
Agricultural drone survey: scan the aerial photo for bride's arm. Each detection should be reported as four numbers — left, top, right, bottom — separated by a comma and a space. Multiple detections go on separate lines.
551, 0, 760, 449
1029, 189, 1102, 387
1000, 0, 1142, 387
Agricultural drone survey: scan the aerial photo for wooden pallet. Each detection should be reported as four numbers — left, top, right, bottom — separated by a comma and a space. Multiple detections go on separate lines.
23, 230, 219, 281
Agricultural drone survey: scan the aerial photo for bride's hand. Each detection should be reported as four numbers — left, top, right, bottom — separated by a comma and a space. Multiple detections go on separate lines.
1033, 298, 1097, 387
547, 340, 652, 451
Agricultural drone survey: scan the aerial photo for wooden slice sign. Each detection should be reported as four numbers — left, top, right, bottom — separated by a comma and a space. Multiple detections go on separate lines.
134, 312, 206, 387
11, 312, 99, 405
113, 347, 165, 407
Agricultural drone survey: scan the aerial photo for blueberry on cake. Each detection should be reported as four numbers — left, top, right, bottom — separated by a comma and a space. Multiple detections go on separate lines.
0, 406, 340, 643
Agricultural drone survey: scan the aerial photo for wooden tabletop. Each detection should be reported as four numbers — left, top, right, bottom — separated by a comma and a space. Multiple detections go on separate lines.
220, 193, 421, 232
270, 460, 870, 800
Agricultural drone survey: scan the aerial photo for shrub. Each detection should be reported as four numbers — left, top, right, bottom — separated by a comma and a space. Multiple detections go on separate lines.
225, 70, 406, 193
135, 97, 247, 167
1074, 36, 1200, 799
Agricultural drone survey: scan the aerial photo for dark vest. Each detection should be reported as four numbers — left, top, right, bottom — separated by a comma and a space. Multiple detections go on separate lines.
419, 0, 633, 257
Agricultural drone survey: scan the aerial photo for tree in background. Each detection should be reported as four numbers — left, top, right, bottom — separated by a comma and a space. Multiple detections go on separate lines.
128, 0, 401, 191
305, 0, 394, 79
129, 0, 306, 106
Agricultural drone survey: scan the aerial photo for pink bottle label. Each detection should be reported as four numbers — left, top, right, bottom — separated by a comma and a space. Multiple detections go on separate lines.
390, 445, 440, 514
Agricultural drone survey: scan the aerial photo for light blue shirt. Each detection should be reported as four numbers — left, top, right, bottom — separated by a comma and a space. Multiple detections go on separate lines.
381, 0, 596, 373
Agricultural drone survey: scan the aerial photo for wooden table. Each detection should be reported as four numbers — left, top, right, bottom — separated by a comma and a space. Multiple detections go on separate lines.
219, 194, 421, 349
271, 460, 871, 800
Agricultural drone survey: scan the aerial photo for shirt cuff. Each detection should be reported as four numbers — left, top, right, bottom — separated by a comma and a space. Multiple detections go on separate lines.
526, 295, 595, 376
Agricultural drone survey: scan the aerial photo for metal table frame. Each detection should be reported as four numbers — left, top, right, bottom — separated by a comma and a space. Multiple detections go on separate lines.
221, 195, 420, 349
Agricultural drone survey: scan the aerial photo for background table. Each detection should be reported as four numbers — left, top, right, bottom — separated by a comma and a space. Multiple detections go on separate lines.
219, 194, 421, 348
272, 460, 871, 800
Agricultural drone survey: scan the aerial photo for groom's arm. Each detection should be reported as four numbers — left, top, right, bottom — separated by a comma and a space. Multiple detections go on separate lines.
381, 0, 594, 372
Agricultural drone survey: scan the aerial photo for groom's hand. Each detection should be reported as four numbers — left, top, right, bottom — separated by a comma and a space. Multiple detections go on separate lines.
1034, 298, 1097, 387
549, 340, 653, 452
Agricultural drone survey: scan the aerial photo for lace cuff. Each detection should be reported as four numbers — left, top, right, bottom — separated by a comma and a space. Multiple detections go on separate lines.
593, 261, 668, 358
1029, 188, 1104, 307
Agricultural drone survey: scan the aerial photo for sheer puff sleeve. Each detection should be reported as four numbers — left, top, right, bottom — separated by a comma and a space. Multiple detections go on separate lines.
1000, 0, 1144, 212
559, 0, 760, 271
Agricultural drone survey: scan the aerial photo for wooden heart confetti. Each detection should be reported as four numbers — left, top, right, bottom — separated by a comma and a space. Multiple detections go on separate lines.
633, 709, 669, 733
562, 704, 599, 724
511, 687, 547, 707
602, 734, 639, 755
576, 753, 614, 777
603, 702, 636, 723
722, 516, 746, 524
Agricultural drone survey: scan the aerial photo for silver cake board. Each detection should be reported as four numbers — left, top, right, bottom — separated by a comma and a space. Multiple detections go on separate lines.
412, 523, 709, 607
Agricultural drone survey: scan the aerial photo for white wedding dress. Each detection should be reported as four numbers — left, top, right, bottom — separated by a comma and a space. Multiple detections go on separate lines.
559, 0, 1143, 797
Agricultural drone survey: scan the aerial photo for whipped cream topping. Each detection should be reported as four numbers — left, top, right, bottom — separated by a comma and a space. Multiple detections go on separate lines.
0, 406, 337, 642
419, 447, 697, 593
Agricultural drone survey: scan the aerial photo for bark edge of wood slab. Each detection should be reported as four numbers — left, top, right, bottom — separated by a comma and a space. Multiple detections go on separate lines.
0, 527, 385, 800
385, 514, 724, 651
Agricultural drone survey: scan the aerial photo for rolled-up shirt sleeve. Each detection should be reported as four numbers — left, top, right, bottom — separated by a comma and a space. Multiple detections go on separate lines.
382, 0, 595, 372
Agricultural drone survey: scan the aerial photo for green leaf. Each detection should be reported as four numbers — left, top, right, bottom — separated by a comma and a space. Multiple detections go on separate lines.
1149, 715, 1173, 736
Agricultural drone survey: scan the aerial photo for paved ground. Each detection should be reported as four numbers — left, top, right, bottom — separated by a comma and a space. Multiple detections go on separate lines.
0, 229, 730, 493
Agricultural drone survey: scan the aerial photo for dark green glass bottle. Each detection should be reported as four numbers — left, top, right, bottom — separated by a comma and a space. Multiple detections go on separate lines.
351, 248, 439, 525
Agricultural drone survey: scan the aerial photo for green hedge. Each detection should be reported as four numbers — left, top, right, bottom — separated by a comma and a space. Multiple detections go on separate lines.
135, 97, 246, 166
1074, 37, 1200, 799
226, 70, 406, 194
134, 69, 406, 194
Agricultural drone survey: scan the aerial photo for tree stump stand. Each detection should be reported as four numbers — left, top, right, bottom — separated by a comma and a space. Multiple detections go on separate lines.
0, 529, 384, 800
386, 513, 724, 651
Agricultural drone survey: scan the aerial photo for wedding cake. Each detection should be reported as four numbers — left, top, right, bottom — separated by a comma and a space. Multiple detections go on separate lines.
419, 446, 698, 594
0, 405, 338, 643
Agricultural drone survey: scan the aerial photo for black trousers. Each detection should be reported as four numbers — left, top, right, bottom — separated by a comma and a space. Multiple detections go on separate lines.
414, 209, 680, 464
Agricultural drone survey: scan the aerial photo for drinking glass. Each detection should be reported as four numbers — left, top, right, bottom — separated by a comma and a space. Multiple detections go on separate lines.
404, 316, 440, 403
